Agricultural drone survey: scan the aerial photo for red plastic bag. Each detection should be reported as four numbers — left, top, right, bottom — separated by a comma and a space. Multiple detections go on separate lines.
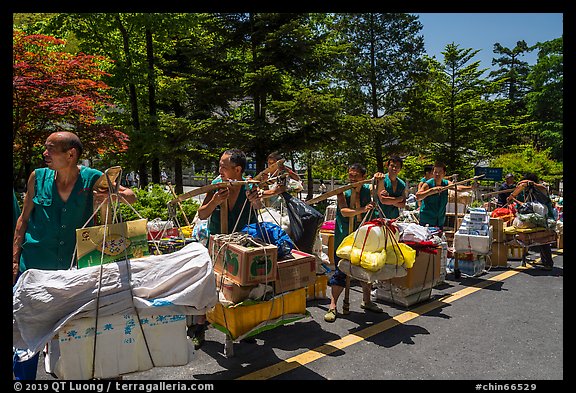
490, 206, 516, 223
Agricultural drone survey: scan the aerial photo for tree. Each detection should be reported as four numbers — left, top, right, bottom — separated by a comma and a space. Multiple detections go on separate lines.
525, 37, 563, 161
333, 13, 426, 171
12, 30, 128, 186
489, 40, 531, 113
488, 40, 533, 147
424, 43, 506, 174
490, 144, 563, 188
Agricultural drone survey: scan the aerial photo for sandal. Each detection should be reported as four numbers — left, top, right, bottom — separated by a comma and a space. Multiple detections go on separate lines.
324, 308, 337, 322
361, 301, 384, 313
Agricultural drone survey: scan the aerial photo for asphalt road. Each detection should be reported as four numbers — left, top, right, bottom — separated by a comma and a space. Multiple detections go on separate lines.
32, 247, 564, 386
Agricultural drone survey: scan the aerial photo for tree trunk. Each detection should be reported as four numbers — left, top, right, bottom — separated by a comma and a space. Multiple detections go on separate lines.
146, 24, 161, 184
306, 151, 313, 200
174, 158, 183, 195
115, 14, 145, 188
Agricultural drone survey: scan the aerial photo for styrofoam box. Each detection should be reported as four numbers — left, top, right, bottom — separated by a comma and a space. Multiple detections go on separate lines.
454, 228, 493, 254
433, 241, 448, 286
55, 313, 192, 380
446, 203, 467, 214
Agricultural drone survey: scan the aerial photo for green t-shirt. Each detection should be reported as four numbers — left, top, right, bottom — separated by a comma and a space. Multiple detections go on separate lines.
377, 174, 406, 219
419, 178, 449, 228
20, 166, 102, 272
334, 184, 378, 260
207, 177, 258, 237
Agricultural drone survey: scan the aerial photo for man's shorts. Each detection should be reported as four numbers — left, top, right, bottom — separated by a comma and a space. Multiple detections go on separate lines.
328, 256, 347, 287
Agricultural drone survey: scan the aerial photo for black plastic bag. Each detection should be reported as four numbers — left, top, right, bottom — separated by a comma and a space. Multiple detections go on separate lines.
281, 192, 324, 254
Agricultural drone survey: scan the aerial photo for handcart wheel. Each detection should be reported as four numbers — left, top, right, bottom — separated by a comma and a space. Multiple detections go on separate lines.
454, 268, 461, 279
224, 337, 234, 358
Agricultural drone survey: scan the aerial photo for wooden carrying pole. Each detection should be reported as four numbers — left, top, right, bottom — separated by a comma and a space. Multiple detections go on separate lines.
169, 175, 286, 206
220, 200, 228, 234
167, 182, 191, 227
427, 174, 486, 196
94, 166, 122, 225
481, 188, 514, 199
342, 187, 358, 315
306, 178, 373, 205
253, 158, 285, 181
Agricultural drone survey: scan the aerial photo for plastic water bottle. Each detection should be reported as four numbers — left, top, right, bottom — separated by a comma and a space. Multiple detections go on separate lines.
459, 260, 472, 276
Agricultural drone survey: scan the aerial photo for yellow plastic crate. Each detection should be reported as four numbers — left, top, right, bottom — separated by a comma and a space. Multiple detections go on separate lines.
306, 274, 328, 300
207, 287, 307, 340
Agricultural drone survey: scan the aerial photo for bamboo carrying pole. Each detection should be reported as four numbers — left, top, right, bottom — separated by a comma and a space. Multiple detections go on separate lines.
169, 180, 257, 205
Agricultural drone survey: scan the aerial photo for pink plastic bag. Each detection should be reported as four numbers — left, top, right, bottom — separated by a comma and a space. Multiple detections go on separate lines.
320, 220, 335, 231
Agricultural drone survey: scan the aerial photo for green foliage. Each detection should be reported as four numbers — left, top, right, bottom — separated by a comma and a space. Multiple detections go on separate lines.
14, 13, 561, 193
118, 184, 199, 224
398, 155, 434, 184
490, 144, 563, 187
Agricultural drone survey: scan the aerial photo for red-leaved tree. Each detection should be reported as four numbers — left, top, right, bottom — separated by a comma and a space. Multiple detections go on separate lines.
13, 30, 129, 184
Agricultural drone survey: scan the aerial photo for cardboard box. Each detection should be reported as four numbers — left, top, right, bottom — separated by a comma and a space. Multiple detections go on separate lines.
76, 219, 149, 268
214, 271, 256, 304
306, 274, 328, 300
275, 250, 316, 294
433, 241, 448, 287
557, 233, 563, 249
488, 241, 508, 267
390, 248, 441, 290
320, 232, 335, 264
206, 287, 307, 340
373, 282, 432, 307
508, 245, 524, 260
490, 217, 506, 243
210, 235, 278, 286
56, 313, 189, 380
448, 189, 473, 205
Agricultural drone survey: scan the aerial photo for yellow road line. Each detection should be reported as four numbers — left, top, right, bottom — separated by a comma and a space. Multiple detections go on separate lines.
237, 264, 536, 380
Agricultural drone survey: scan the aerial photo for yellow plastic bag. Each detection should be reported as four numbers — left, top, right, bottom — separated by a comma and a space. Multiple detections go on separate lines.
180, 225, 193, 238
358, 249, 387, 271
353, 222, 399, 251
385, 242, 416, 269
335, 232, 356, 260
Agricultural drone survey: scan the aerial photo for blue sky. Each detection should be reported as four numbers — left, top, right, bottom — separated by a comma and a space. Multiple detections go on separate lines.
414, 13, 563, 73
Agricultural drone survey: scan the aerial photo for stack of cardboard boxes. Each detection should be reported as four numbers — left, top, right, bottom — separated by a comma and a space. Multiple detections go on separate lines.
209, 234, 317, 301
373, 247, 442, 307
207, 235, 312, 340
488, 217, 509, 268
452, 208, 492, 276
